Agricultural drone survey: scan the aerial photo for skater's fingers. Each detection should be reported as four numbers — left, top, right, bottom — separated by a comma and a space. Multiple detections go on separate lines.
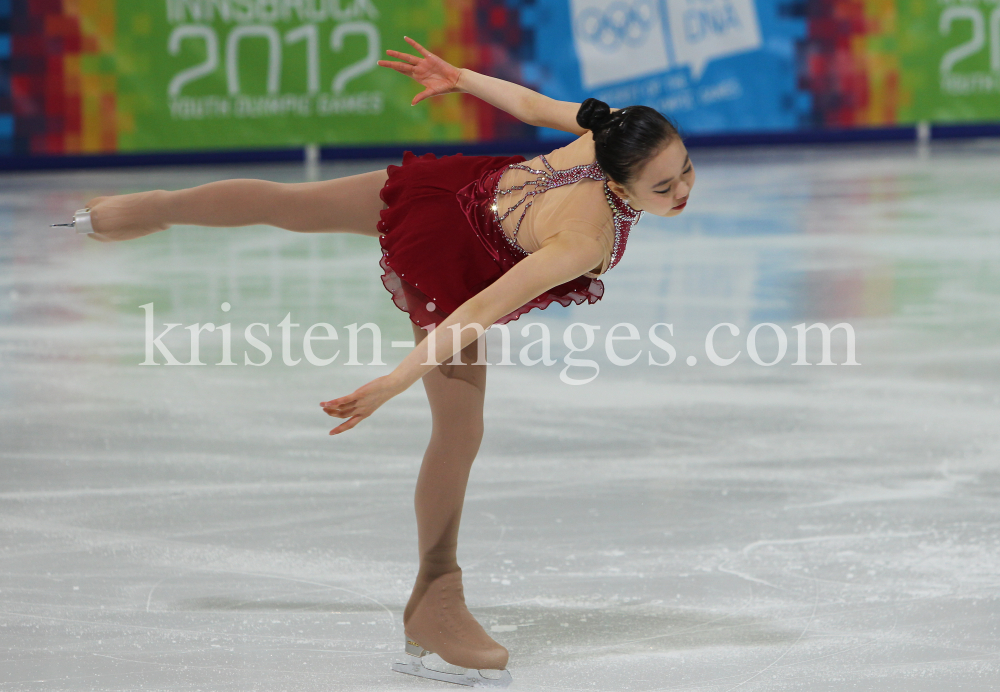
412, 89, 434, 106
377, 60, 414, 76
322, 405, 356, 418
321, 392, 362, 416
321, 404, 355, 415
320, 395, 355, 407
384, 49, 420, 64
377, 58, 414, 73
403, 35, 433, 58
329, 414, 365, 435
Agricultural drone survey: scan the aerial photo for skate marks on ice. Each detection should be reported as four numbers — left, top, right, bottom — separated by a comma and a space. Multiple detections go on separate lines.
453, 463, 1000, 690
464, 588, 993, 691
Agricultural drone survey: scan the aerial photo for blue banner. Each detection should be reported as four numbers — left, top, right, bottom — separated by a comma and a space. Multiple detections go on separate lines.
526, 0, 810, 138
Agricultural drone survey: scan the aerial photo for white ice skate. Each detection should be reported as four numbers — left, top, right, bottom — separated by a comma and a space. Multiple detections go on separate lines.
50, 208, 94, 235
391, 636, 513, 688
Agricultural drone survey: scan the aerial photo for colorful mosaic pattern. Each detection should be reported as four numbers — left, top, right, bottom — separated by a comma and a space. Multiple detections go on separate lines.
798, 0, 899, 127
4, 0, 116, 156
438, 0, 537, 142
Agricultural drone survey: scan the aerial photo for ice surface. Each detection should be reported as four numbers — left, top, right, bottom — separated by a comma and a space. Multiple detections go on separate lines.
1, 142, 999, 690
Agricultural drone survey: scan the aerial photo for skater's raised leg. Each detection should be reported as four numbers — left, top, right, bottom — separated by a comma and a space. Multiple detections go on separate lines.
402, 321, 509, 671
84, 169, 390, 242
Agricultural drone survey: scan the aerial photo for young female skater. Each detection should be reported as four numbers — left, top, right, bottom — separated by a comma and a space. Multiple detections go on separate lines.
74, 36, 694, 686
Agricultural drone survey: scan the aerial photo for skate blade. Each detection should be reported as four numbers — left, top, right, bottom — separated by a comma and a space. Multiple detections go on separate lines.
392, 658, 513, 688
50, 209, 93, 235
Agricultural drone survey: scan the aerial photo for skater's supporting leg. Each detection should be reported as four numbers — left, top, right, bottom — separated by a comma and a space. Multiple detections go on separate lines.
401, 321, 508, 670
405, 320, 487, 622
86, 169, 390, 241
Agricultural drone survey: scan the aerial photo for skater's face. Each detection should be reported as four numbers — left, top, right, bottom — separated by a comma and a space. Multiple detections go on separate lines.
608, 139, 694, 217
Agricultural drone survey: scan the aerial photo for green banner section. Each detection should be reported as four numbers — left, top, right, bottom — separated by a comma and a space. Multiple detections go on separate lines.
115, 1, 461, 151
897, 0, 1000, 123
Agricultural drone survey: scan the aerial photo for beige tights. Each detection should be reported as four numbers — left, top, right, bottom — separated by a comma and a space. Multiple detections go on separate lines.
402, 322, 508, 670
404, 321, 488, 623
86, 169, 390, 241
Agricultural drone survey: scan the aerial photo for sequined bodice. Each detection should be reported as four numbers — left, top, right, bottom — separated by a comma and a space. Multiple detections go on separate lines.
490, 155, 641, 272
455, 154, 642, 278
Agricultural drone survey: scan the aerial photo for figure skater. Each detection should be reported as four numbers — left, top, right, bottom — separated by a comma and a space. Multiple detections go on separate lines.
59, 36, 694, 687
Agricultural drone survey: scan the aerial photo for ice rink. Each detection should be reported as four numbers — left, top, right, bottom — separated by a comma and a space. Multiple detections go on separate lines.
2, 140, 999, 690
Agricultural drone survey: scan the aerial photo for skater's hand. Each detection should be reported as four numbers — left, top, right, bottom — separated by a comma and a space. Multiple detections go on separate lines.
320, 375, 403, 435
85, 192, 170, 242
377, 36, 462, 106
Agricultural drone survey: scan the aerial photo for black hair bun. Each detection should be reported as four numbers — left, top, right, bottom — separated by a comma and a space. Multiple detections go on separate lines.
576, 98, 613, 132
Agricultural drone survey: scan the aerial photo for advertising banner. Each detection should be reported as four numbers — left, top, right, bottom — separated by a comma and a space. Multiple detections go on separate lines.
116, 0, 460, 151
2, 0, 999, 158
528, 0, 808, 138
898, 0, 1000, 122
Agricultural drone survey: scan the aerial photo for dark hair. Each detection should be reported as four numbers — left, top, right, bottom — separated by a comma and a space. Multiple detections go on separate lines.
576, 98, 679, 188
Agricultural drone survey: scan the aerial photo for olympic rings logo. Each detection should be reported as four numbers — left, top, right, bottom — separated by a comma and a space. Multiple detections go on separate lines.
574, 0, 656, 52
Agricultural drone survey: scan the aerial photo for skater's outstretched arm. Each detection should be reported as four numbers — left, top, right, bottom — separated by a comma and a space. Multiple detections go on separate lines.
320, 229, 606, 434
378, 36, 617, 136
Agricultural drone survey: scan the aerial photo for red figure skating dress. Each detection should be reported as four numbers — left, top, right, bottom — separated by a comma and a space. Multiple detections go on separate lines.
377, 131, 642, 329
